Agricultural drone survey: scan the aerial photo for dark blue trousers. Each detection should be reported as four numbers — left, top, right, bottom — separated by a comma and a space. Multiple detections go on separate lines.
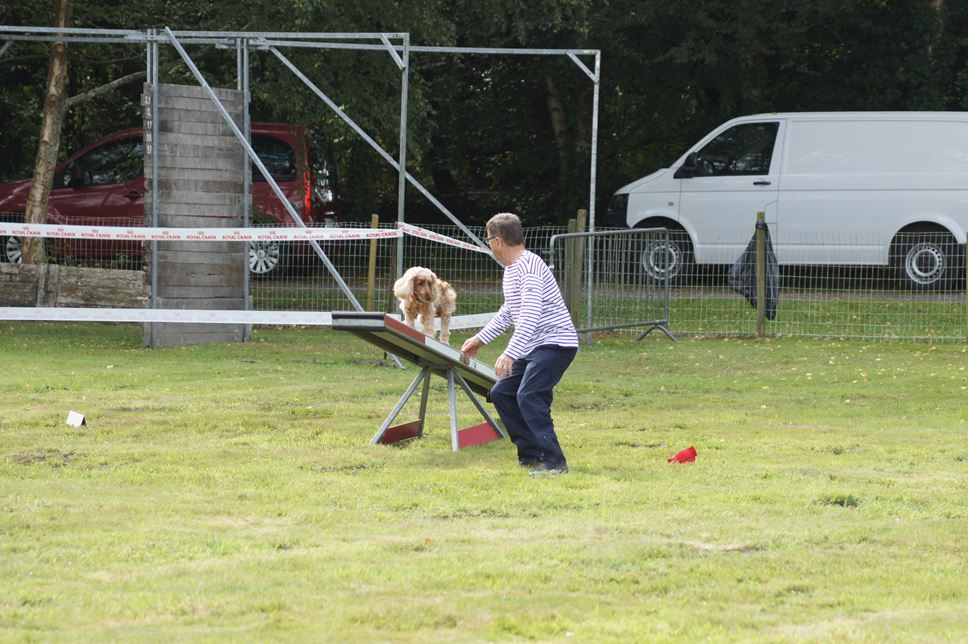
489, 345, 577, 467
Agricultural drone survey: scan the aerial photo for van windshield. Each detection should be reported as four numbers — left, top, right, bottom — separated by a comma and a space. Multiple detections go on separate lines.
695, 122, 779, 176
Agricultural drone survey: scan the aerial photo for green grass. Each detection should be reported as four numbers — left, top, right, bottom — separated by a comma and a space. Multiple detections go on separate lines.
1, 322, 967, 641
575, 288, 968, 341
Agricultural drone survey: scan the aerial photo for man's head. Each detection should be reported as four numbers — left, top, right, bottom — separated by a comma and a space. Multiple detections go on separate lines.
485, 212, 524, 247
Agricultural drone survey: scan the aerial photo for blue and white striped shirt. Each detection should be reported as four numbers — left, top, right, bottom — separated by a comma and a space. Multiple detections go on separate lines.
476, 250, 579, 359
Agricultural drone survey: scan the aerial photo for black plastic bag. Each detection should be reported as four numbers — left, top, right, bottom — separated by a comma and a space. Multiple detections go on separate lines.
729, 220, 779, 320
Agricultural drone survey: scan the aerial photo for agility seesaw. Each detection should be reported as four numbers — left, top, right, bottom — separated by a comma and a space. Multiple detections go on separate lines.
331, 312, 505, 451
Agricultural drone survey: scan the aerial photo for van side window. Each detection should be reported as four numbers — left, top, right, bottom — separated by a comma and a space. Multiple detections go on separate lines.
251, 135, 296, 182
695, 122, 779, 177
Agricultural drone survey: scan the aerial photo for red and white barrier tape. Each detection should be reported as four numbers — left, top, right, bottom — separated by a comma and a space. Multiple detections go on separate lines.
0, 307, 334, 325
0, 223, 499, 327
397, 223, 492, 256
0, 222, 492, 255
0, 307, 495, 329
0, 222, 402, 242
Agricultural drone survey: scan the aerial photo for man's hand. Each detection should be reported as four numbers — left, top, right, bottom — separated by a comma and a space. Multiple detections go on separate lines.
461, 336, 483, 357
495, 353, 514, 379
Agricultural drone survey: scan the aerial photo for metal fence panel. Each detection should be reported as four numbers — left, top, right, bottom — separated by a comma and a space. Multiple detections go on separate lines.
548, 228, 673, 339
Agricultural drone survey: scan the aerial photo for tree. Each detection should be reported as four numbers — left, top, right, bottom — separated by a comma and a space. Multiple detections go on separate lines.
21, 0, 70, 264
4, 0, 968, 231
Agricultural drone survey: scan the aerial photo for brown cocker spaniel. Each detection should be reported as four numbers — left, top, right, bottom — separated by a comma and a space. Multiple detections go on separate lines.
392, 266, 457, 344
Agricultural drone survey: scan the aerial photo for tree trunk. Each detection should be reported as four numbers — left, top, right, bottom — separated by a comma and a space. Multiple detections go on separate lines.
736, 6, 764, 111
22, 0, 71, 265
544, 75, 568, 165
932, 0, 944, 42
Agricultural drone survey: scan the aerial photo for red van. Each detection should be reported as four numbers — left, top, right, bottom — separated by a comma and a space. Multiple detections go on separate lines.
0, 123, 339, 276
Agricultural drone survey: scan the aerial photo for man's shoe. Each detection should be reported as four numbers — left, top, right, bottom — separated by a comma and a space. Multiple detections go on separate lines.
529, 461, 568, 477
518, 458, 540, 467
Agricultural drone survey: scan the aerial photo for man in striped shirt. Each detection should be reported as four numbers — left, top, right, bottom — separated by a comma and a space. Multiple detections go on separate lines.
461, 213, 579, 476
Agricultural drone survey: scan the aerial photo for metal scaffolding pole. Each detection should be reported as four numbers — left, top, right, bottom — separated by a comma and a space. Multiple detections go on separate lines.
163, 27, 364, 312
147, 29, 160, 347
1, 24, 602, 336
395, 34, 410, 279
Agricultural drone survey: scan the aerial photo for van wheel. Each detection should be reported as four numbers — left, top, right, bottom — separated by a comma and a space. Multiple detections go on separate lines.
1, 236, 22, 264
893, 233, 960, 290
639, 230, 692, 285
248, 240, 287, 278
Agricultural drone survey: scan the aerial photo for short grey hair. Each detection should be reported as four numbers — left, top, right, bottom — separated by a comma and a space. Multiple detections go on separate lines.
486, 212, 524, 246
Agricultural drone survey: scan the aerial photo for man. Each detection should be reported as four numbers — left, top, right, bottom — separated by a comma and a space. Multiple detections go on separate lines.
461, 212, 579, 476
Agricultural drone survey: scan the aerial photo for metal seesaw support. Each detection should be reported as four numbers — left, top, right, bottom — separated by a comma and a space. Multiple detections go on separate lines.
332, 312, 505, 451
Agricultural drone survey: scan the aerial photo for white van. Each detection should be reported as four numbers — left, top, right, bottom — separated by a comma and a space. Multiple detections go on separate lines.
604, 112, 968, 289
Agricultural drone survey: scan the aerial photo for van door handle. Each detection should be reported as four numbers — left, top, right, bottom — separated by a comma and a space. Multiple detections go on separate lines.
753, 180, 771, 186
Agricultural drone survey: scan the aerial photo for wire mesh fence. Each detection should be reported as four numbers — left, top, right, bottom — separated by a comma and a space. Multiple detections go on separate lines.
644, 229, 967, 342
1, 213, 966, 343
547, 228, 673, 338
0, 211, 143, 270
229, 225, 968, 343
256, 223, 565, 315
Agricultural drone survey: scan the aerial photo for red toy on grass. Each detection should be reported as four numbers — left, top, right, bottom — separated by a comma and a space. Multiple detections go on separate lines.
667, 445, 697, 463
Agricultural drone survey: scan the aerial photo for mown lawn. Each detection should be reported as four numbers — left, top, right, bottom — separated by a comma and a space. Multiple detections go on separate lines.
1, 322, 966, 641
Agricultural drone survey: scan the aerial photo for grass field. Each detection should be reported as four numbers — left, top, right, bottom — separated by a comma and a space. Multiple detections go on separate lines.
1, 322, 967, 641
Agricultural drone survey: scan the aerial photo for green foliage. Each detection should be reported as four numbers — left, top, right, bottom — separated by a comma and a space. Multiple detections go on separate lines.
0, 323, 966, 639
590, 0, 964, 205
2, 1, 967, 226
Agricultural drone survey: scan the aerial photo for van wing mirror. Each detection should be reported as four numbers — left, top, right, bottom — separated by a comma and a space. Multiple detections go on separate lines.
674, 152, 698, 179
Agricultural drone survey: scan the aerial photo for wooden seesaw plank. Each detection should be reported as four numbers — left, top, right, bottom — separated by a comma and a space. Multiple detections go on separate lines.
331, 312, 496, 395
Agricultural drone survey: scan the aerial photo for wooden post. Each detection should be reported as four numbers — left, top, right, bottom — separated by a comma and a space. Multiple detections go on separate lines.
366, 214, 379, 311
575, 209, 588, 336
386, 222, 399, 314
563, 217, 578, 326
756, 211, 767, 337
